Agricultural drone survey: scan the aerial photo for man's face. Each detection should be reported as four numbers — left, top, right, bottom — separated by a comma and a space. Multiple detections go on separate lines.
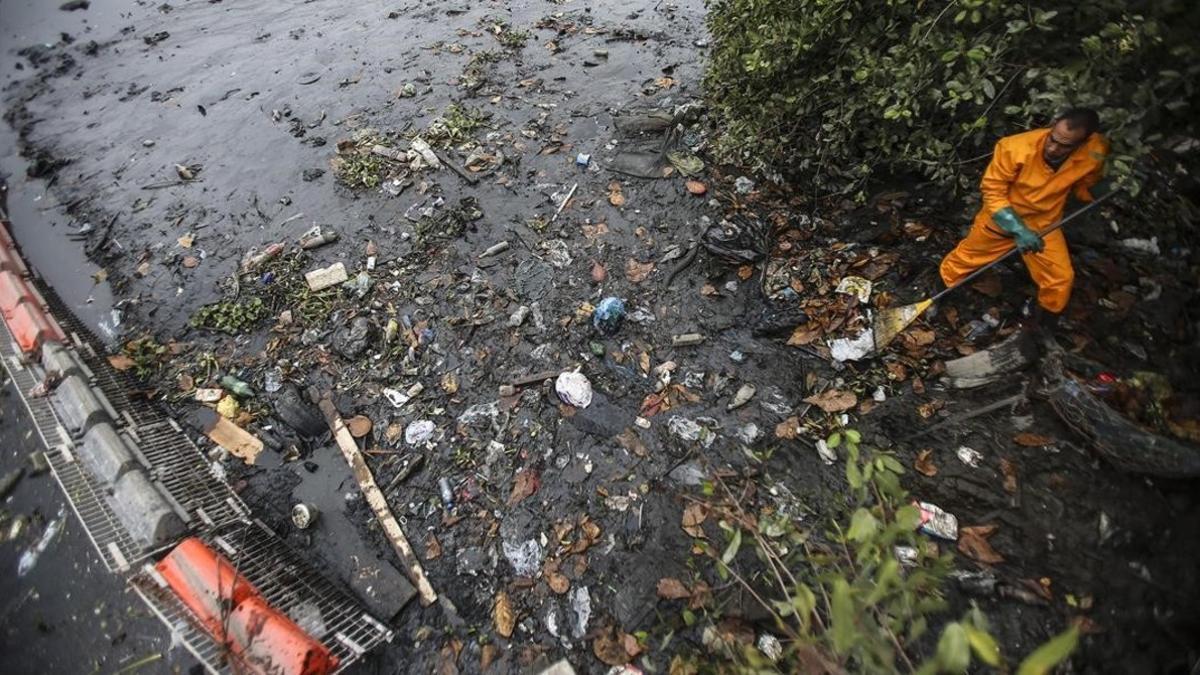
1044, 119, 1089, 164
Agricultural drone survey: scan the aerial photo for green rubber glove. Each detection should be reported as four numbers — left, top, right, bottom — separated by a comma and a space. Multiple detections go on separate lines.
992, 207, 1044, 253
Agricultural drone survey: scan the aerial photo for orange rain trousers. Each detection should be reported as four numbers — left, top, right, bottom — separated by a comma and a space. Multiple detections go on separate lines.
940, 128, 1107, 313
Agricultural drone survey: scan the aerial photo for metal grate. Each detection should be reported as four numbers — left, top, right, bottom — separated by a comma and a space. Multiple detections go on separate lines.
129, 420, 247, 529
0, 319, 150, 571
131, 521, 394, 674
35, 282, 166, 428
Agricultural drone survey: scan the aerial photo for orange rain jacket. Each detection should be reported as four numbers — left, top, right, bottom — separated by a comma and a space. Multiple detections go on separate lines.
940, 128, 1108, 312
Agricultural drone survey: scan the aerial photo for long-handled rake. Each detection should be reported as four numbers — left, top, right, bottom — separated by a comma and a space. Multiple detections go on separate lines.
871, 190, 1117, 352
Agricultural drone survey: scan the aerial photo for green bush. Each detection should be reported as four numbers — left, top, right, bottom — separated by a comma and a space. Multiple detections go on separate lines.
705, 0, 1199, 197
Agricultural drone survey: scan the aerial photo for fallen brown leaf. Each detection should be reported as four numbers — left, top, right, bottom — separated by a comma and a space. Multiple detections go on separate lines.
590, 260, 607, 283
507, 469, 540, 506
915, 401, 940, 419
906, 328, 937, 346
685, 180, 706, 195
681, 502, 707, 538
737, 265, 754, 281
885, 361, 908, 381
1014, 432, 1054, 447
625, 259, 655, 283
1000, 457, 1019, 493
425, 534, 443, 560
623, 632, 644, 658
182, 255, 199, 268
903, 221, 932, 239
787, 325, 822, 346
607, 181, 626, 207
107, 354, 137, 371
914, 449, 938, 477
803, 389, 858, 413
656, 577, 691, 600
700, 283, 718, 297
958, 524, 1004, 564
615, 428, 648, 457
593, 626, 630, 666
441, 372, 459, 394
545, 561, 570, 594
493, 591, 515, 638
774, 416, 800, 440
480, 644, 499, 672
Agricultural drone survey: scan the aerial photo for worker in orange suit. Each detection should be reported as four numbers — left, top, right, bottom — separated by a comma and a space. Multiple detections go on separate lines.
940, 108, 1110, 330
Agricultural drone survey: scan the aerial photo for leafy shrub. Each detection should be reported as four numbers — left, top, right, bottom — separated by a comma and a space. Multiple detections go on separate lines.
680, 430, 1080, 673
705, 0, 1199, 197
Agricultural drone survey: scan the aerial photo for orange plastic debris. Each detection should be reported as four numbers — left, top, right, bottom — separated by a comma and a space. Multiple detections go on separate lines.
156, 538, 336, 675
6, 301, 66, 354
0, 271, 31, 319
227, 596, 338, 675
0, 245, 30, 276
155, 538, 259, 641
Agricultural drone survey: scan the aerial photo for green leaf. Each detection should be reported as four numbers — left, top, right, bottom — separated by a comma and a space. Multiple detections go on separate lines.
1016, 626, 1080, 675
845, 429, 861, 444
682, 608, 697, 626
847, 508, 879, 542
879, 455, 905, 474
721, 528, 743, 565
846, 460, 864, 489
894, 505, 922, 530
936, 623, 971, 673
827, 432, 842, 449
964, 625, 1003, 667
830, 578, 856, 653
793, 584, 817, 631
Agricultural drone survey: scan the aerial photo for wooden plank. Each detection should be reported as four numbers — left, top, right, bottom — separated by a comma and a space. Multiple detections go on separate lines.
317, 393, 437, 606
192, 407, 263, 464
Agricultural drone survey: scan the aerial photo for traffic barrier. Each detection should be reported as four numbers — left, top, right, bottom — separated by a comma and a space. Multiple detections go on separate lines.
6, 301, 65, 354
0, 271, 31, 318
109, 470, 187, 547
79, 422, 139, 485
227, 596, 338, 675
41, 342, 90, 379
156, 537, 258, 640
0, 221, 16, 249
51, 374, 115, 437
0, 245, 30, 276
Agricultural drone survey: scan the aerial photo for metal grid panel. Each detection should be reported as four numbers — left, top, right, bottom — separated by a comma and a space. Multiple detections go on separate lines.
130, 421, 247, 529
129, 572, 240, 675
34, 282, 165, 428
132, 521, 394, 674
0, 321, 150, 572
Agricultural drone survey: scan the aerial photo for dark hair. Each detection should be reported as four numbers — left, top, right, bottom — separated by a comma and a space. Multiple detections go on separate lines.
1057, 107, 1100, 136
